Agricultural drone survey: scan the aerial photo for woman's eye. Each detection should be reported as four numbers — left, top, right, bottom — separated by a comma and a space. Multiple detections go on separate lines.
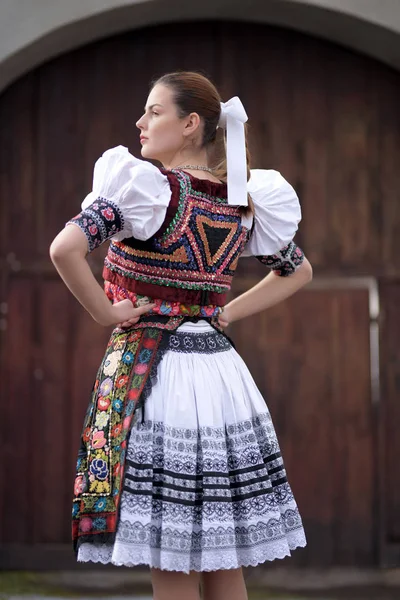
152, 111, 159, 116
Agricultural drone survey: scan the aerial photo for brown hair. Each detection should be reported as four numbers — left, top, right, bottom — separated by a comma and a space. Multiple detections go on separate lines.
152, 71, 253, 214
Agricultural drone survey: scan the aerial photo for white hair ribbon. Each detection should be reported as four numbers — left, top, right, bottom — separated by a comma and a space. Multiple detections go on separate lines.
218, 96, 248, 206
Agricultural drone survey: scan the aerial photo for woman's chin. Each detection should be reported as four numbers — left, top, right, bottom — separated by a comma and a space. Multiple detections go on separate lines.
140, 145, 155, 160
140, 145, 164, 165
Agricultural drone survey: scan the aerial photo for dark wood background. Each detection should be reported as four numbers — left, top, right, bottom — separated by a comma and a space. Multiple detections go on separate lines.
0, 20, 399, 569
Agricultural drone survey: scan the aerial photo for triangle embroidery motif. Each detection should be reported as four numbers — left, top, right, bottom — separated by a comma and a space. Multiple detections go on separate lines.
196, 216, 238, 267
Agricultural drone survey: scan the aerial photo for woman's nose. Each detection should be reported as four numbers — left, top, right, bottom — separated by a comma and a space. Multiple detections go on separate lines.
136, 115, 145, 130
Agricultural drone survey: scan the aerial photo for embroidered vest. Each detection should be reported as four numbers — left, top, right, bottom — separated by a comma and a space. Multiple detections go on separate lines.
102, 170, 249, 307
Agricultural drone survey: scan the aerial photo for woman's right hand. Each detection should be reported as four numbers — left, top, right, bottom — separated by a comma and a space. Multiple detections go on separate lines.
106, 299, 156, 328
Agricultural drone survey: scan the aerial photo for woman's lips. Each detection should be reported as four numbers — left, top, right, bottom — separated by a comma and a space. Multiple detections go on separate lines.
140, 137, 148, 144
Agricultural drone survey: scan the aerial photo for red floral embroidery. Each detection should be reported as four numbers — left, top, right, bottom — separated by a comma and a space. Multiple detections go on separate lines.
101, 207, 115, 221
142, 336, 158, 350
98, 397, 110, 411
111, 423, 122, 438
115, 374, 129, 389
83, 427, 91, 443
128, 331, 141, 343
66, 197, 124, 253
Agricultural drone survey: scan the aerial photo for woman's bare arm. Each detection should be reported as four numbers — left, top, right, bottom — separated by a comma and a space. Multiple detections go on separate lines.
220, 258, 313, 326
49, 224, 154, 326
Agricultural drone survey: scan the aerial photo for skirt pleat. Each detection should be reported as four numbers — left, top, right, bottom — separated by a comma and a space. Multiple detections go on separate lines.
77, 320, 306, 572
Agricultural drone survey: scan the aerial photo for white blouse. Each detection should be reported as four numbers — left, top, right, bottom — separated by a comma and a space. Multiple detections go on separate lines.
80, 145, 171, 241
242, 169, 302, 256
77, 146, 301, 254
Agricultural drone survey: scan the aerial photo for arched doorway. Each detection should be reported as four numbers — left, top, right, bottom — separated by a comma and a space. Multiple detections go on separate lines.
1, 20, 399, 569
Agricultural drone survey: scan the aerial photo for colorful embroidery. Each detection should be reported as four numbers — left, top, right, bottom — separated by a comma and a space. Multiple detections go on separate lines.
72, 325, 166, 550
168, 329, 232, 354
160, 170, 230, 244
67, 197, 124, 252
256, 242, 305, 276
102, 170, 249, 302
104, 282, 222, 318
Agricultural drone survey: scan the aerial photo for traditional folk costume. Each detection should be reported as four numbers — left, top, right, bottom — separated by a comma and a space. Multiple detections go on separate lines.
67, 98, 307, 573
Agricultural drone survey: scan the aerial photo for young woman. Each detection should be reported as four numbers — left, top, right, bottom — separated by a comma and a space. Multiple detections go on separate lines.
50, 71, 312, 600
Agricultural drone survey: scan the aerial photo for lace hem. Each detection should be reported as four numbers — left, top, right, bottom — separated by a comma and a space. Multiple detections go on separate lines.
77, 531, 307, 573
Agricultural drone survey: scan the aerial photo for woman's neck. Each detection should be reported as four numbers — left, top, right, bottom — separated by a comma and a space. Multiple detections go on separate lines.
163, 149, 209, 170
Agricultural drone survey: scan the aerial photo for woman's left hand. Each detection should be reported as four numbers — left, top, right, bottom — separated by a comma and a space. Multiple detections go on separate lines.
218, 306, 231, 329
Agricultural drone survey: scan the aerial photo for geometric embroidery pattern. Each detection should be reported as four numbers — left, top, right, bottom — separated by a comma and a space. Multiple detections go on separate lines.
196, 216, 238, 267
103, 170, 249, 296
167, 329, 232, 354
256, 241, 305, 277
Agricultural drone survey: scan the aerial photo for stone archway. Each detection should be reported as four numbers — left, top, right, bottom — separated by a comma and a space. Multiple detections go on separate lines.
1, 0, 400, 94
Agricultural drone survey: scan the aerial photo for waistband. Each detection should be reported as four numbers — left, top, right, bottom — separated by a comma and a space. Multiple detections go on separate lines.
104, 282, 223, 318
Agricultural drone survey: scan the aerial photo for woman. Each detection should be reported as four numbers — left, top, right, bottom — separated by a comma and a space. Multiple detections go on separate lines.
50, 71, 312, 600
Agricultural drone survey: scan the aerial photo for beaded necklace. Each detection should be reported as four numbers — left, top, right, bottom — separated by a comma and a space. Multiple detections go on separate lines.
174, 164, 214, 174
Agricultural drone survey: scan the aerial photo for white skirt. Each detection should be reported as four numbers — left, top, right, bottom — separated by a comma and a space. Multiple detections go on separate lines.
78, 320, 306, 572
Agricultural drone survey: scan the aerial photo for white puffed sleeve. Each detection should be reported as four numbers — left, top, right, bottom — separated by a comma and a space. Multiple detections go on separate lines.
241, 169, 302, 256
67, 146, 171, 251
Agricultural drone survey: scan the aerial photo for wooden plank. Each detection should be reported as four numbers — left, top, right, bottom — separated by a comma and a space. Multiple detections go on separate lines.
35, 51, 89, 260
0, 67, 8, 548
378, 70, 400, 276
1, 278, 34, 543
0, 74, 37, 264
29, 280, 71, 543
380, 281, 400, 543
329, 289, 374, 565
0, 74, 36, 545
326, 45, 379, 273
291, 35, 331, 269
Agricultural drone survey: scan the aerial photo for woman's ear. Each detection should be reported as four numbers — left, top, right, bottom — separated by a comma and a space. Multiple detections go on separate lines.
182, 112, 201, 137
